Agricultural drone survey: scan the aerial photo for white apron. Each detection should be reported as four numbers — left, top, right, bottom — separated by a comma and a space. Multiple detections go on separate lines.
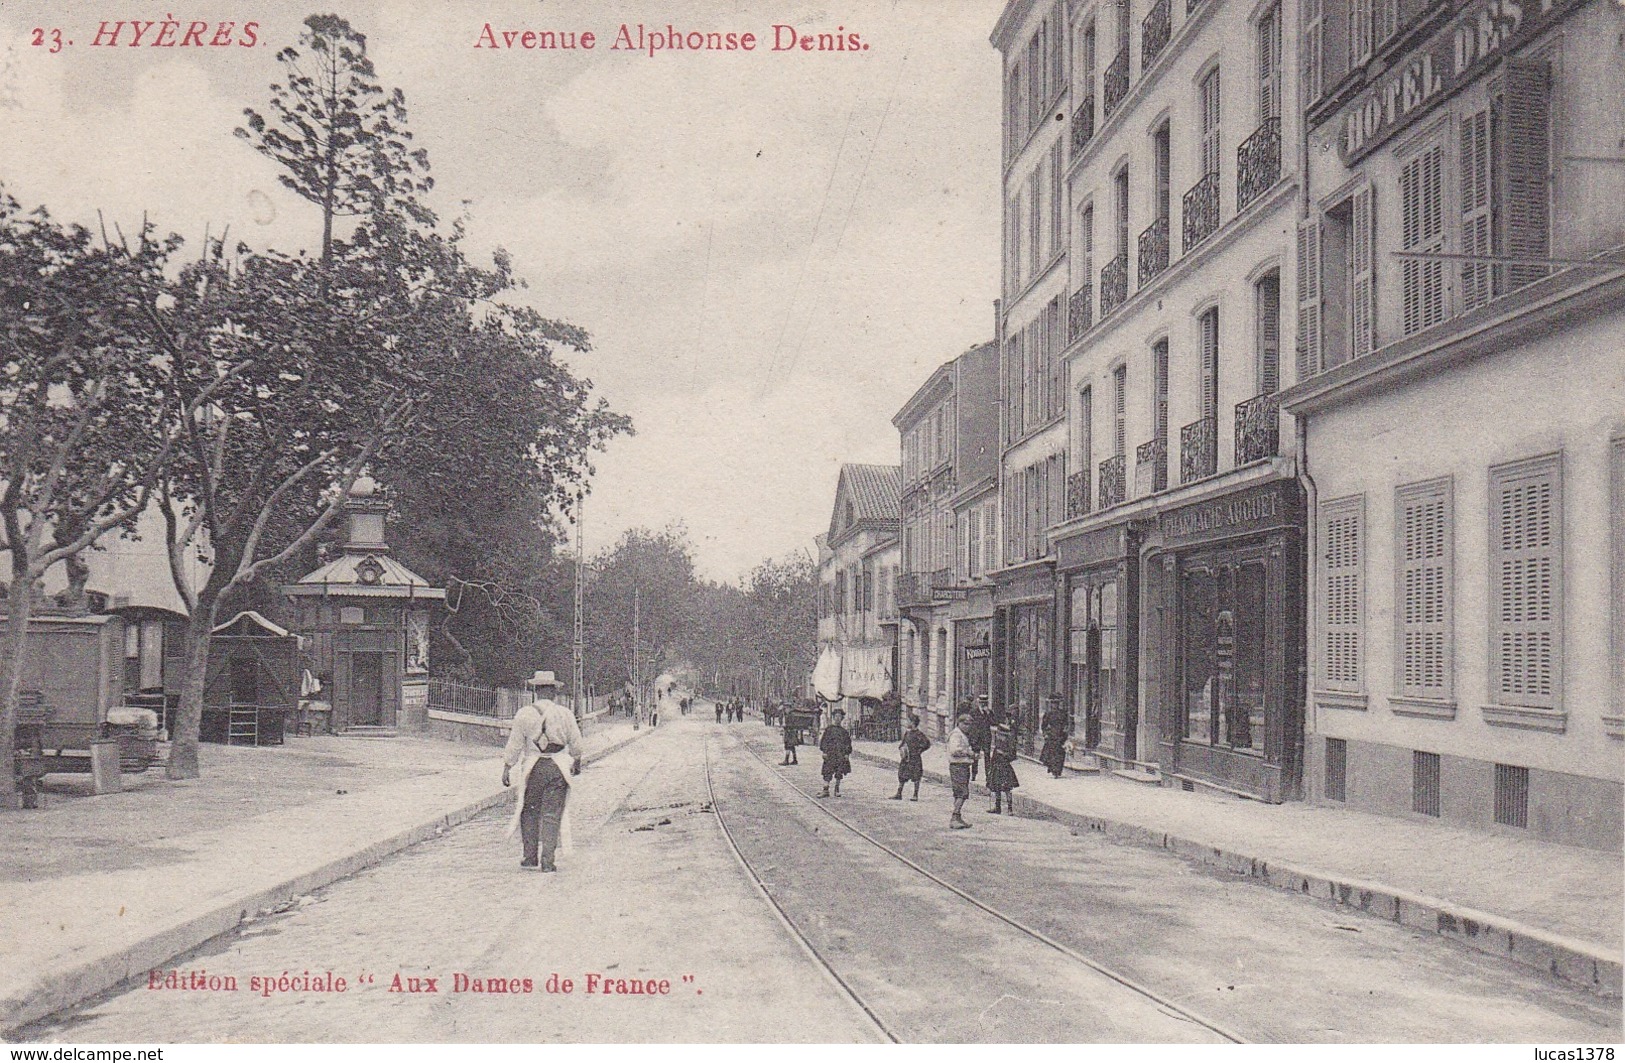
505, 744, 575, 853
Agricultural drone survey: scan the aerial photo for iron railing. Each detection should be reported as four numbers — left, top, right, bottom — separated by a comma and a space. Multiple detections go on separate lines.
1103, 48, 1130, 120
1069, 283, 1093, 339
1138, 215, 1170, 285
428, 677, 528, 719
1135, 437, 1168, 495
1071, 97, 1096, 154
1180, 416, 1218, 483
1066, 468, 1092, 520
1142, 0, 1172, 69
1182, 171, 1220, 253
1235, 392, 1281, 465
1100, 253, 1129, 315
1237, 117, 1282, 212
1099, 454, 1127, 509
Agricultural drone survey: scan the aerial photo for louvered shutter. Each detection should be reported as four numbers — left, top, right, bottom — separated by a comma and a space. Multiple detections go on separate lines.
1257, 275, 1281, 394
1296, 218, 1323, 378
1460, 109, 1494, 309
1202, 70, 1222, 179
1400, 146, 1445, 336
983, 501, 998, 575
1496, 60, 1552, 292
1050, 141, 1065, 265
1321, 496, 1364, 692
1302, 0, 1323, 105
1199, 311, 1219, 421
1489, 456, 1562, 709
1153, 339, 1170, 444
1350, 182, 1376, 356
964, 510, 977, 579
1375, 0, 1398, 48
1349, 0, 1371, 68
1258, 9, 1281, 122
1113, 366, 1127, 455
1395, 480, 1453, 699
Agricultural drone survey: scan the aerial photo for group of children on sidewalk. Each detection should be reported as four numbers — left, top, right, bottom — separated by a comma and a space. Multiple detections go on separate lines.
780, 695, 1025, 828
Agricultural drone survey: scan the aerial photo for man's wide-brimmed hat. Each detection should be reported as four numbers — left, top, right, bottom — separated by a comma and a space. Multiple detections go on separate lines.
529, 670, 561, 688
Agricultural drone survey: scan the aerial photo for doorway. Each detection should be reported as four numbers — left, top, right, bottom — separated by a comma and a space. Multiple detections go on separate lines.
351, 652, 384, 727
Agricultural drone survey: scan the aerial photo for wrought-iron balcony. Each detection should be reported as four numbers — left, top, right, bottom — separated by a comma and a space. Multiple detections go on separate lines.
1068, 284, 1093, 340
1142, 0, 1172, 69
1138, 215, 1170, 285
1071, 98, 1096, 154
1100, 254, 1129, 316
1237, 117, 1282, 212
1182, 171, 1220, 254
1099, 454, 1127, 510
1065, 468, 1092, 520
1235, 392, 1281, 466
1135, 437, 1168, 496
1103, 49, 1129, 120
1180, 416, 1218, 484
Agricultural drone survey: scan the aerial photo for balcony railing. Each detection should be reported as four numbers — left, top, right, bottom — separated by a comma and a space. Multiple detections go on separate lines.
1100, 253, 1129, 316
1235, 392, 1281, 465
1135, 437, 1168, 496
1142, 0, 1172, 69
1237, 117, 1282, 212
1138, 215, 1170, 285
1180, 416, 1218, 484
1103, 48, 1129, 120
1182, 171, 1220, 254
1071, 98, 1096, 154
1068, 283, 1093, 339
897, 572, 931, 609
1099, 454, 1127, 510
1066, 468, 1092, 520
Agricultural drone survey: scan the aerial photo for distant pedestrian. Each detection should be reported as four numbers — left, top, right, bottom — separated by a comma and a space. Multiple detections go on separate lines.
987, 713, 1020, 815
1039, 696, 1069, 779
818, 707, 853, 798
966, 696, 993, 781
715, 701, 724, 724
781, 713, 800, 765
502, 672, 584, 872
891, 713, 931, 801
946, 714, 975, 829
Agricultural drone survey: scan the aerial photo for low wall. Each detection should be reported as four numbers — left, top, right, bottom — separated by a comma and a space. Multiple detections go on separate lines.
426, 709, 512, 747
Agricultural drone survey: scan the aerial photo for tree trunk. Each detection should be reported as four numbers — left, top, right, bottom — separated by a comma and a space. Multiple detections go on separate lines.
166, 603, 216, 780
0, 575, 37, 807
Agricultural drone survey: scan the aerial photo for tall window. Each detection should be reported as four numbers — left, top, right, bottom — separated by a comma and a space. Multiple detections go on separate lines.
1322, 495, 1364, 693
1199, 307, 1220, 422
1078, 385, 1094, 491
1114, 166, 1130, 258
1488, 454, 1562, 712
1255, 272, 1281, 395
1153, 122, 1172, 223
1349, 0, 1373, 69
1152, 339, 1169, 446
1112, 365, 1127, 455
1081, 203, 1095, 278
1006, 62, 1023, 158
1460, 107, 1493, 310
1046, 296, 1064, 421
1079, 21, 1097, 103
1116, 0, 1131, 61
1395, 479, 1454, 701
1049, 141, 1065, 253
1257, 7, 1281, 122
1496, 60, 1553, 293
1006, 195, 1022, 294
1028, 169, 1044, 276
1200, 68, 1222, 179
1400, 142, 1446, 336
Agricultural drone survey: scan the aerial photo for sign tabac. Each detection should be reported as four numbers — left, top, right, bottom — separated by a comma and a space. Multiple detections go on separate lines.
1337, 0, 1582, 164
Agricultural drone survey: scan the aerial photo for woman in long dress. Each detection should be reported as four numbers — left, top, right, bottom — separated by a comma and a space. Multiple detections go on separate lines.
1039, 697, 1069, 778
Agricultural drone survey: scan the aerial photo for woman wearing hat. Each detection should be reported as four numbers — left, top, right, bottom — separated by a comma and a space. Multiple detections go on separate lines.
818, 707, 853, 797
986, 711, 1021, 815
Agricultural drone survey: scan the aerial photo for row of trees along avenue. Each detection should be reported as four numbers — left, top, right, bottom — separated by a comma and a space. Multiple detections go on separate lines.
0, 13, 630, 801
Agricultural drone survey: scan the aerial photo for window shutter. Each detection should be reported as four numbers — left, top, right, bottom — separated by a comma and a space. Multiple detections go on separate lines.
1201, 70, 1222, 178
1489, 456, 1562, 709
1460, 108, 1494, 310
1374, 0, 1398, 48
1199, 311, 1219, 421
983, 501, 998, 574
1296, 218, 1323, 378
1395, 480, 1453, 699
1258, 10, 1280, 122
1302, 0, 1323, 105
1350, 182, 1376, 356
1496, 59, 1552, 292
1050, 141, 1065, 261
1400, 146, 1445, 336
1257, 274, 1281, 394
1029, 169, 1043, 275
1113, 365, 1127, 455
1322, 496, 1364, 692
1349, 0, 1372, 68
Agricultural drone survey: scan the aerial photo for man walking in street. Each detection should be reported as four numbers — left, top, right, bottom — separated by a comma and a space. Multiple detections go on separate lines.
502, 672, 584, 873
818, 707, 853, 798
966, 695, 993, 781
947, 713, 976, 829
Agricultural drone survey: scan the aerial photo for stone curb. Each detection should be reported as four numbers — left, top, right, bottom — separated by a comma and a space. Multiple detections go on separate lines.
850, 748, 1623, 998
2, 727, 650, 1037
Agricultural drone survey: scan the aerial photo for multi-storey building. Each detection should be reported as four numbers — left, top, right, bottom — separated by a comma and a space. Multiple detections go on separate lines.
894, 341, 1000, 738
991, 0, 1075, 757
995, 0, 1310, 800
814, 464, 902, 726
1279, 0, 1624, 847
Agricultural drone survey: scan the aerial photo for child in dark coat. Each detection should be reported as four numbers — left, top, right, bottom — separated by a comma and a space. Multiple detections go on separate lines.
891, 714, 932, 801
986, 715, 1021, 814
818, 708, 853, 797
781, 714, 799, 765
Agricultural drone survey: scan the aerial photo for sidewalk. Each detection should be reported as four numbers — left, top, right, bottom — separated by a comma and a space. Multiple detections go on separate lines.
852, 738, 1622, 995
0, 718, 644, 1034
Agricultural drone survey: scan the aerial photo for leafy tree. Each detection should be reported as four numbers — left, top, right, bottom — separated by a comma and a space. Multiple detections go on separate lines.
583, 525, 699, 696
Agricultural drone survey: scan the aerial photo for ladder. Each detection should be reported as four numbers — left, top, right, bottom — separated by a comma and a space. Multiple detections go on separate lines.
228, 704, 259, 746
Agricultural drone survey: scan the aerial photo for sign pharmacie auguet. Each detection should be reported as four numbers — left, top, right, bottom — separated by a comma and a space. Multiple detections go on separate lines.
1337, 0, 1581, 164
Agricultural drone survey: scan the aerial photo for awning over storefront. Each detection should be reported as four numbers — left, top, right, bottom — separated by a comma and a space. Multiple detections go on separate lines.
843, 646, 893, 699
812, 646, 843, 701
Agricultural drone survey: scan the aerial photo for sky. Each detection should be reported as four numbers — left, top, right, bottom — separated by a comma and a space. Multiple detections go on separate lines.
0, 0, 1005, 582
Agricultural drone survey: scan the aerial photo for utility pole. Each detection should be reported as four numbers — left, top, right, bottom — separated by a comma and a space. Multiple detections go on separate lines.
571, 492, 585, 721
632, 587, 641, 730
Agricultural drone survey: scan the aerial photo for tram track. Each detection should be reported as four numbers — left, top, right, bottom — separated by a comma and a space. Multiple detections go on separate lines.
705, 729, 1245, 1044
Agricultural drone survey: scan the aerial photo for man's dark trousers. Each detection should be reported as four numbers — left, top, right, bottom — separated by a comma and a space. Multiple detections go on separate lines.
521, 758, 569, 869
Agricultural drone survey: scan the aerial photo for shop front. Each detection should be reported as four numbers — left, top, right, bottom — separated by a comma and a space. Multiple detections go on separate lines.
1055, 522, 1141, 764
1149, 480, 1305, 801
954, 615, 991, 710
992, 562, 1057, 758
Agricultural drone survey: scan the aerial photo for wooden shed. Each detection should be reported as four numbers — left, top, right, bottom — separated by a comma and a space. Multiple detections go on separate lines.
202, 611, 300, 745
